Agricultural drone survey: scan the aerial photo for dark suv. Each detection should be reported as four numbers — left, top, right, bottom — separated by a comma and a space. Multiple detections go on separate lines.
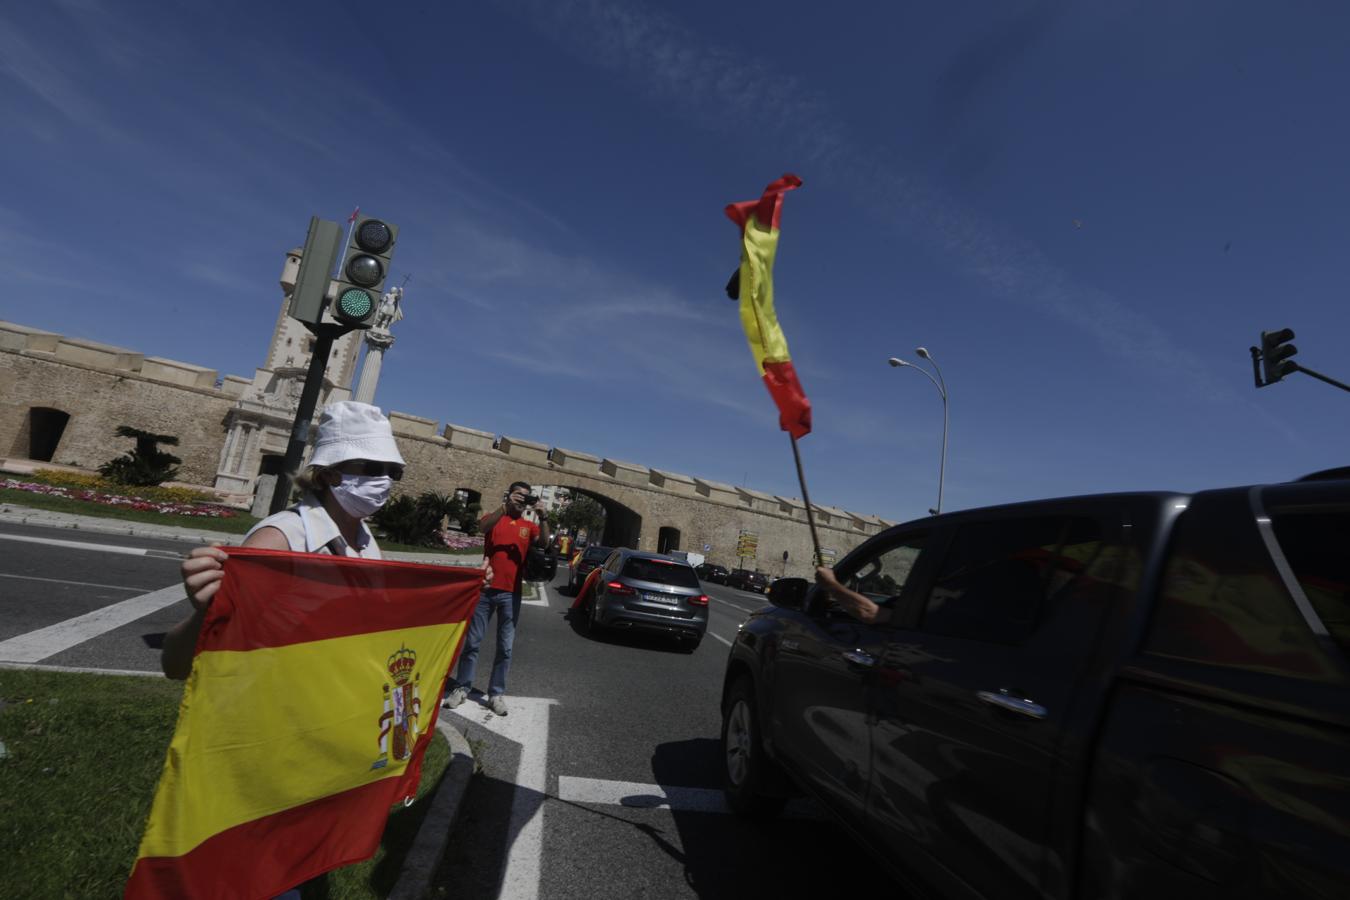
724, 569, 769, 593
568, 544, 612, 591
720, 474, 1350, 897
695, 563, 730, 584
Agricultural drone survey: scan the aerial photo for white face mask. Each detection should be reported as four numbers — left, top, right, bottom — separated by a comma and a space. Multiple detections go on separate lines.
330, 474, 393, 518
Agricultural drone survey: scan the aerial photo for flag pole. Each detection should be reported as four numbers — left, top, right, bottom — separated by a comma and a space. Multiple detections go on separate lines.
790, 434, 823, 567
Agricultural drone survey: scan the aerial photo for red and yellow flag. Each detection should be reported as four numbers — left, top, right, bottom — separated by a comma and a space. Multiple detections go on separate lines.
725, 173, 812, 439
125, 549, 483, 900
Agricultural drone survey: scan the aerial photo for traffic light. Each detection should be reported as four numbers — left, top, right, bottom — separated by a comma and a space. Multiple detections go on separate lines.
288, 217, 343, 326
1260, 328, 1298, 385
330, 215, 398, 329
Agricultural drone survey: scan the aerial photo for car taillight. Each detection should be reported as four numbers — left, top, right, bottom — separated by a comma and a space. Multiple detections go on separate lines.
689, 594, 709, 606
606, 581, 636, 596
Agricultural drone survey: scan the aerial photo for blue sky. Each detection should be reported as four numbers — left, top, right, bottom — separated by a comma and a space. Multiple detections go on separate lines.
3, 0, 1348, 522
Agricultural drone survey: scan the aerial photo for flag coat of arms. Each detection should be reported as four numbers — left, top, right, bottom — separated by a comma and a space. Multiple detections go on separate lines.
725, 173, 812, 439
125, 549, 483, 899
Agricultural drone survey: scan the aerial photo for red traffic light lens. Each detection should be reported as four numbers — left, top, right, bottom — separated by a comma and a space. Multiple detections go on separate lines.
355, 220, 393, 253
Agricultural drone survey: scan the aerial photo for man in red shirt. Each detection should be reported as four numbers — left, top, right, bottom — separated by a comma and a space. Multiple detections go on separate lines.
443, 481, 551, 716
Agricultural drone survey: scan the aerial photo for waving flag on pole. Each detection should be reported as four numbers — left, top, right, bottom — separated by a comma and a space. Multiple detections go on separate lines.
725, 173, 812, 439
125, 549, 482, 900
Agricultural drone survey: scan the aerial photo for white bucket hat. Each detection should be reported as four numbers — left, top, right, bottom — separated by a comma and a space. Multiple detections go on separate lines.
308, 401, 406, 468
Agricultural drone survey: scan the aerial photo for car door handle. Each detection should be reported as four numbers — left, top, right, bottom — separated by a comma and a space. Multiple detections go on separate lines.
841, 650, 876, 668
976, 689, 1047, 719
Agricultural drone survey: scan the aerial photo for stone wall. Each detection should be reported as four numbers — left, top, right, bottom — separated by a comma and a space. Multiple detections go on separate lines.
0, 324, 235, 484
0, 319, 891, 575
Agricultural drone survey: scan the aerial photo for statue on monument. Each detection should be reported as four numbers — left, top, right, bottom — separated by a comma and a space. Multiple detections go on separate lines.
375, 286, 404, 331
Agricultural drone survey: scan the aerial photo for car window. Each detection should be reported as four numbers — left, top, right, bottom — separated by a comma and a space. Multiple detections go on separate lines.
622, 558, 700, 588
921, 516, 1099, 644
821, 533, 929, 621
1146, 494, 1343, 680
1270, 509, 1350, 657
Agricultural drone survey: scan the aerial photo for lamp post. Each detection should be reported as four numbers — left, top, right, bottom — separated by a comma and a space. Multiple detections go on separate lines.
888, 347, 948, 515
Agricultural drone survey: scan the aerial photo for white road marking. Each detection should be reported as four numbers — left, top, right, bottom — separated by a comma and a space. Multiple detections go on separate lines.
443, 695, 556, 900
710, 595, 759, 615
0, 532, 155, 556
0, 584, 184, 663
0, 572, 156, 591
708, 631, 733, 648
522, 582, 549, 607
558, 775, 730, 813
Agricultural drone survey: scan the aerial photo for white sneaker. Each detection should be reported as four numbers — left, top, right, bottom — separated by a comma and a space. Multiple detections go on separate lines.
442, 686, 468, 709
489, 695, 508, 716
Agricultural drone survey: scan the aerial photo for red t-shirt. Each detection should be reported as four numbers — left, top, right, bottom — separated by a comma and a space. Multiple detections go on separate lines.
484, 514, 540, 593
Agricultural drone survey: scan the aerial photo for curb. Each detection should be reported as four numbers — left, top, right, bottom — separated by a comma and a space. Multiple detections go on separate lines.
388, 717, 476, 900
0, 507, 481, 566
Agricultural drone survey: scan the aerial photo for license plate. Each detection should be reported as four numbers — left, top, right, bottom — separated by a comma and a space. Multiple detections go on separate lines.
643, 592, 679, 605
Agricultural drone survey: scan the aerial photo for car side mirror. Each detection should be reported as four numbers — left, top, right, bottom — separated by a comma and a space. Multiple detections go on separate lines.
768, 577, 809, 610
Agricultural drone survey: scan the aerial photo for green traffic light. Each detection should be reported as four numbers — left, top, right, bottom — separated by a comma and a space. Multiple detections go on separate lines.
337, 288, 375, 322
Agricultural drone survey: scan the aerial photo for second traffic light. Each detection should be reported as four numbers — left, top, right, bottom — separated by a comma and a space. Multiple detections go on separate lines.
331, 215, 399, 329
1260, 327, 1298, 385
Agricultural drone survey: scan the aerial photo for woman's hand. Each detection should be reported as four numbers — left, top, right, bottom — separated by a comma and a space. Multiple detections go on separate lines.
181, 545, 229, 613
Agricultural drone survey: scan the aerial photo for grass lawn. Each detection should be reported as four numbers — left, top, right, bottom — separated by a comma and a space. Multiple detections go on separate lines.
0, 668, 451, 899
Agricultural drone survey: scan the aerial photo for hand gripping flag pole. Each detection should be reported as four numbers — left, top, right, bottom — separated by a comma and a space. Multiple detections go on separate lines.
725, 174, 823, 566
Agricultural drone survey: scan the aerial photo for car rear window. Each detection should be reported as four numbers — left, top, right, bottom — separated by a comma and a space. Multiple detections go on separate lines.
1146, 493, 1342, 679
622, 558, 700, 588
583, 547, 610, 561
1271, 509, 1350, 657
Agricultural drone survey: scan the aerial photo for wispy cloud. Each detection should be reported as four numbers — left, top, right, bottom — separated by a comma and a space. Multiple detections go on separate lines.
488, 0, 1280, 427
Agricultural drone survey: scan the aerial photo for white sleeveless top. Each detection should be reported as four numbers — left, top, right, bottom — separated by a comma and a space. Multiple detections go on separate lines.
245, 493, 382, 559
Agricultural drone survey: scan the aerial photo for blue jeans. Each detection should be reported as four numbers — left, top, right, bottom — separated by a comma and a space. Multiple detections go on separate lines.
453, 588, 520, 698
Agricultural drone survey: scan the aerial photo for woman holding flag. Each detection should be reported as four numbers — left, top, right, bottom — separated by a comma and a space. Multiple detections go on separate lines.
163, 400, 490, 678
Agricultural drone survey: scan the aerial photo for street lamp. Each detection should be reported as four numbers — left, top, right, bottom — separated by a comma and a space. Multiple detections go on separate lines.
887, 347, 949, 515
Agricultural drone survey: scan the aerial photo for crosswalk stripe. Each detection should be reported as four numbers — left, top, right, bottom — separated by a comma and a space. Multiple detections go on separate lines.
0, 584, 184, 663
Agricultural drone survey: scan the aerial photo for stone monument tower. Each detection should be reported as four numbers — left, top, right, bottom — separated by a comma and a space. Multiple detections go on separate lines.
212, 248, 363, 502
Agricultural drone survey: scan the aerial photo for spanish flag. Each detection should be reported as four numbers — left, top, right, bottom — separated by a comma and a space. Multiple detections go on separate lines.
125, 549, 483, 899
725, 173, 812, 439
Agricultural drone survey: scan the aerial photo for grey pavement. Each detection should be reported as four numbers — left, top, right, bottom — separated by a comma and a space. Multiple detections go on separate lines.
0, 503, 480, 899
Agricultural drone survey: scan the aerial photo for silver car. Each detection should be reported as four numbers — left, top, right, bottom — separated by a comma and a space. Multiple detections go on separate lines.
578, 549, 708, 650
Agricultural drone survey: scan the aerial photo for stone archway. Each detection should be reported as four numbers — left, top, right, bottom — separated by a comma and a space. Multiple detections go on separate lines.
557, 485, 642, 550
657, 526, 681, 555
11, 407, 70, 462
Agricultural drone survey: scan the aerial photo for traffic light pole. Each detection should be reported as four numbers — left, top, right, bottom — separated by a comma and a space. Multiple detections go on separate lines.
1287, 363, 1350, 394
1251, 347, 1350, 394
269, 324, 346, 515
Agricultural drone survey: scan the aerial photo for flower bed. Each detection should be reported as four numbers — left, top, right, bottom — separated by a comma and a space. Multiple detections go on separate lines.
439, 531, 484, 551
1, 478, 239, 519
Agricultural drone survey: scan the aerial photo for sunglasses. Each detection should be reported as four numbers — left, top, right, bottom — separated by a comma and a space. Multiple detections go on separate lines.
337, 461, 405, 481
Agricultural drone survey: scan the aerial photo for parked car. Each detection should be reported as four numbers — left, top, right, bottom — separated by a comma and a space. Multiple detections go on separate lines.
576, 549, 708, 650
523, 544, 556, 582
724, 569, 769, 593
720, 472, 1350, 897
568, 544, 612, 591
695, 563, 730, 584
